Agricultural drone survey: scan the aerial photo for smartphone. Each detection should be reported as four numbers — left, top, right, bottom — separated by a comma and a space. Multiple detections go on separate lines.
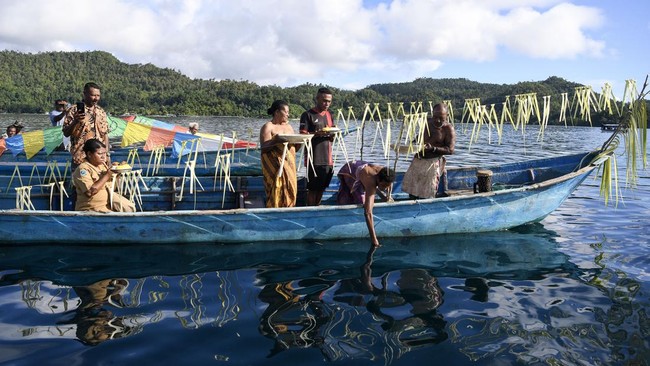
76, 101, 85, 114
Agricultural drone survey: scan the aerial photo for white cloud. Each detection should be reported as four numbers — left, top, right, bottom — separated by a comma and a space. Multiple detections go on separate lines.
501, 3, 605, 59
0, 0, 609, 87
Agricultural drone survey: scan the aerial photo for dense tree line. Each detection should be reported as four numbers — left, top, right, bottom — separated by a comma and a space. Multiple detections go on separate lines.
0, 50, 638, 125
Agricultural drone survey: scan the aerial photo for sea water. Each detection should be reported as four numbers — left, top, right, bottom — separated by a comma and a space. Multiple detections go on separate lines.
0, 114, 648, 365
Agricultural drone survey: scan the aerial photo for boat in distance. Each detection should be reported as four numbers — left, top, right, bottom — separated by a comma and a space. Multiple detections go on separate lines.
0, 151, 603, 245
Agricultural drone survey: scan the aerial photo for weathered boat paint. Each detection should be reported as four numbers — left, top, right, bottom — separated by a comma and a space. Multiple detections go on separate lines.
0, 151, 601, 244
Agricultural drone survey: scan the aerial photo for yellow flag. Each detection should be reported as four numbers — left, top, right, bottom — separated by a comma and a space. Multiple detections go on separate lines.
23, 130, 45, 159
121, 122, 152, 147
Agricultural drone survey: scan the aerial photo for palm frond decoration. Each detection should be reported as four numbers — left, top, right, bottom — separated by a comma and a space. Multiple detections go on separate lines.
487, 104, 503, 144
571, 86, 600, 125
537, 95, 551, 141
500, 96, 514, 132
443, 100, 455, 124
559, 92, 569, 126
596, 76, 649, 206
460, 98, 481, 134
599, 82, 621, 116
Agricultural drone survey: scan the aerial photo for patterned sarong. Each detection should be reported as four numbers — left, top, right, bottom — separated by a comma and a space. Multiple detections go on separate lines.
401, 157, 445, 198
262, 144, 297, 207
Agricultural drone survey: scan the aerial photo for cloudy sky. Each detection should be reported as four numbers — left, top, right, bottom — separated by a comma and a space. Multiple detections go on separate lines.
1, 0, 648, 97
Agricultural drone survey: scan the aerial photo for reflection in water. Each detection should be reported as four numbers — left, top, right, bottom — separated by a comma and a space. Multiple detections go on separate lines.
257, 246, 447, 361
338, 247, 447, 349
67, 279, 135, 345
366, 269, 446, 346
9, 279, 153, 346
0, 226, 647, 365
175, 272, 241, 329
258, 281, 334, 357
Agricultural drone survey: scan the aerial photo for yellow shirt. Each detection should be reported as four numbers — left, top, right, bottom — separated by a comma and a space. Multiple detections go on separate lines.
72, 161, 113, 212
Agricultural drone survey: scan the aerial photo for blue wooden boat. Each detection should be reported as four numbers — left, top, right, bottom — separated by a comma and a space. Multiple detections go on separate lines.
0, 151, 603, 244
0, 173, 279, 211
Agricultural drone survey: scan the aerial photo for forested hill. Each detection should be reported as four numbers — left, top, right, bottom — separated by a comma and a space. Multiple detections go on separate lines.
0, 50, 618, 124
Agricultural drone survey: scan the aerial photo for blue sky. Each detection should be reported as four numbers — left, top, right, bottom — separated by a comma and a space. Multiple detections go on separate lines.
0, 0, 648, 98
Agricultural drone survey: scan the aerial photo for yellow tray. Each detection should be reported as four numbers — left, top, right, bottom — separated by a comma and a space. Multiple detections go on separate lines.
111, 166, 133, 172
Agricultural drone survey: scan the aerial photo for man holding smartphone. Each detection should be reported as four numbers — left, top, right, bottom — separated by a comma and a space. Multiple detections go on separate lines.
62, 82, 110, 171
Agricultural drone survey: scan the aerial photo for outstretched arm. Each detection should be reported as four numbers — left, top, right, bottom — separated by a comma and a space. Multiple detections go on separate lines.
360, 171, 380, 247
363, 193, 380, 247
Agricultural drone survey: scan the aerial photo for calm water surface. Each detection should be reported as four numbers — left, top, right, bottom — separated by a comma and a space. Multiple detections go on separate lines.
0, 114, 648, 365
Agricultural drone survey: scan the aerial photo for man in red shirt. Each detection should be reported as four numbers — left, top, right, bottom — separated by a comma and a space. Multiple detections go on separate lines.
300, 87, 336, 206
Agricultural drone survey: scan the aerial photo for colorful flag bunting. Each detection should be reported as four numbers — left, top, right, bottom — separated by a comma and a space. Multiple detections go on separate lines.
23, 130, 45, 159
0, 115, 256, 161
44, 127, 64, 155
4, 134, 24, 157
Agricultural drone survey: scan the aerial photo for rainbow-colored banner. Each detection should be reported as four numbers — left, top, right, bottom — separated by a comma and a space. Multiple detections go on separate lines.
0, 115, 255, 160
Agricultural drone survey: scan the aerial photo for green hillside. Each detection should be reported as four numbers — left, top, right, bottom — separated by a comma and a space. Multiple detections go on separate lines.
0, 50, 626, 125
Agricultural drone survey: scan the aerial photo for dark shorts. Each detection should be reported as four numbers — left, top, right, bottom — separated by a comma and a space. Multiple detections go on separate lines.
306, 165, 334, 191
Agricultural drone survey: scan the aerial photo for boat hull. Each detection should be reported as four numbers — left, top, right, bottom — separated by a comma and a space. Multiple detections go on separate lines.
0, 155, 597, 244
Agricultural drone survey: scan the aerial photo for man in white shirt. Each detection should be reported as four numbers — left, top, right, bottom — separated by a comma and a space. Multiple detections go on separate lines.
50, 99, 70, 151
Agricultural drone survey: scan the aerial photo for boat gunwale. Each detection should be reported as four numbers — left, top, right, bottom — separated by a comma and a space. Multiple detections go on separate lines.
0, 161, 598, 218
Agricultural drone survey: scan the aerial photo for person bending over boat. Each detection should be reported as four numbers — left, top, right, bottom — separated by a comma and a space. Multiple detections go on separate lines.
72, 139, 135, 213
402, 103, 456, 199
337, 161, 395, 247
260, 100, 298, 208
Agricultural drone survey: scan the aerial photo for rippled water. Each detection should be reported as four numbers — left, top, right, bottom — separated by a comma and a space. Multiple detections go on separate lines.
0, 114, 648, 365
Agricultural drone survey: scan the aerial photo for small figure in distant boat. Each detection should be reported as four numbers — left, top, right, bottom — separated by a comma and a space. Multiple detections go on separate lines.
11, 120, 24, 134
63, 82, 110, 172
2, 125, 18, 139
50, 99, 71, 151
300, 87, 336, 206
50, 99, 68, 126
188, 122, 199, 135
260, 100, 298, 208
72, 139, 135, 213
402, 103, 456, 199
337, 160, 395, 247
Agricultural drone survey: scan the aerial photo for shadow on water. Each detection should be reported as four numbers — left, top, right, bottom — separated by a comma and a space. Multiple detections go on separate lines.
0, 224, 646, 365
